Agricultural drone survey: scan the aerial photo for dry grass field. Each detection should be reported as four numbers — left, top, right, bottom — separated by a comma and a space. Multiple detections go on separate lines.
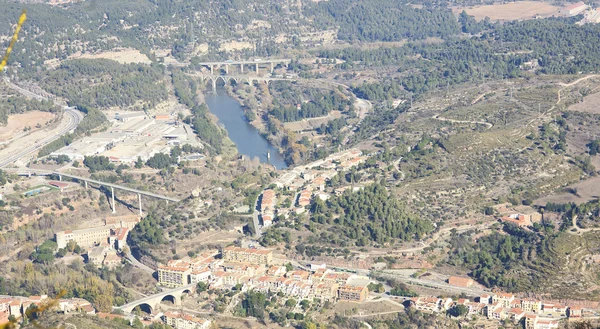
0, 111, 56, 142
453, 1, 560, 21
69, 48, 152, 64
568, 91, 600, 114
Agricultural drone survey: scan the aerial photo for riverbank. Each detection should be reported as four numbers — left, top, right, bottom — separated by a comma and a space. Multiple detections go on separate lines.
222, 84, 290, 163
204, 88, 288, 169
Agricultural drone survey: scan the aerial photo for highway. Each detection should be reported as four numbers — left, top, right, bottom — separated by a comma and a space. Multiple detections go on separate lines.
0, 107, 82, 168
0, 77, 83, 168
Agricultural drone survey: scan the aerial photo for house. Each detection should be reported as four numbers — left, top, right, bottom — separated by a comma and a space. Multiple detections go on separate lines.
410, 297, 443, 313
478, 294, 491, 304
508, 308, 526, 322
489, 307, 509, 320
525, 314, 559, 329
86, 246, 108, 267
568, 306, 583, 318
261, 214, 273, 227
492, 292, 515, 308
8, 300, 22, 318
103, 252, 122, 269
522, 299, 542, 313
448, 276, 474, 288
190, 269, 211, 284
163, 311, 211, 329
500, 214, 531, 227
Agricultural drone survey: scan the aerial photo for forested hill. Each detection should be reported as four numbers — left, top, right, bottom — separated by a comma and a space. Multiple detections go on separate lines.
304, 0, 461, 42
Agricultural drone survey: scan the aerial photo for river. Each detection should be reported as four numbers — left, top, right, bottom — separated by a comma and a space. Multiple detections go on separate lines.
204, 88, 288, 169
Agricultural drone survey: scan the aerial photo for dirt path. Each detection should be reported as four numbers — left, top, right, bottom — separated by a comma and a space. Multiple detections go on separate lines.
431, 114, 493, 129
557, 75, 600, 104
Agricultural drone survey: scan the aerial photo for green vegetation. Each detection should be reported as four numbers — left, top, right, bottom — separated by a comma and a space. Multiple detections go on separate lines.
0, 169, 11, 186
29, 240, 57, 264
128, 211, 167, 248
145, 153, 173, 170
187, 103, 224, 153
269, 90, 352, 122
33, 59, 167, 110
306, 0, 460, 42
448, 223, 559, 292
83, 156, 115, 173
309, 181, 434, 246
447, 304, 469, 317
235, 291, 266, 319
0, 258, 129, 312
172, 72, 224, 153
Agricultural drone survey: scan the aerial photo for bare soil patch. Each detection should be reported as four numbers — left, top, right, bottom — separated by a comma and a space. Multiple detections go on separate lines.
0, 111, 56, 142
283, 111, 343, 132
69, 48, 152, 65
534, 175, 600, 206
568, 91, 600, 114
453, 1, 560, 21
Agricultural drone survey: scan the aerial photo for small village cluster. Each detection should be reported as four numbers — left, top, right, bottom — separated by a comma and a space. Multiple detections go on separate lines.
158, 247, 370, 303
259, 148, 367, 227
0, 295, 96, 326
410, 291, 592, 329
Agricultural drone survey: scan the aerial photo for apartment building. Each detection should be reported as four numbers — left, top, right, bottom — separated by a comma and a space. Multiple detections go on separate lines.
158, 266, 192, 287
338, 285, 369, 302
222, 246, 273, 265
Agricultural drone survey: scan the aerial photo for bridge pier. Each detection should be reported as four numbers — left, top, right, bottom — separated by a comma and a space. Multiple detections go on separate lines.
225, 64, 229, 74
58, 175, 62, 182
84, 181, 88, 189
210, 65, 213, 74
240, 64, 244, 73
111, 187, 116, 214
138, 193, 142, 217
270, 62, 274, 73
212, 79, 217, 93
255, 64, 259, 73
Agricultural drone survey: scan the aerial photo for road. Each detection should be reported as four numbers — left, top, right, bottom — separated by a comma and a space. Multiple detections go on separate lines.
378, 270, 488, 295
252, 194, 262, 237
0, 77, 83, 168
0, 108, 82, 168
124, 251, 155, 274
6, 168, 181, 202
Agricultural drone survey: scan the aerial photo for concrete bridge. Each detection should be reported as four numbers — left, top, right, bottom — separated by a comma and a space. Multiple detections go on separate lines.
197, 58, 291, 75
115, 283, 196, 314
5, 168, 181, 215
197, 74, 297, 92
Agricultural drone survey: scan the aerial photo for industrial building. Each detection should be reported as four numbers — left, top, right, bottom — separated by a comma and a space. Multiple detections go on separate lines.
51, 111, 201, 163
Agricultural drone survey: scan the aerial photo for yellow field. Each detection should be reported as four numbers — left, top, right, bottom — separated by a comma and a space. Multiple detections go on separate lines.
453, 1, 560, 21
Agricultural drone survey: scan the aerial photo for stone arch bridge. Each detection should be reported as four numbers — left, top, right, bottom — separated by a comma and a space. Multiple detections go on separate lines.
115, 283, 196, 314
197, 74, 297, 92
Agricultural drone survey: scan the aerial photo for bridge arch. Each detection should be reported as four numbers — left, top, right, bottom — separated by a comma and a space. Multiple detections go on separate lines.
135, 303, 153, 314
160, 294, 177, 305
